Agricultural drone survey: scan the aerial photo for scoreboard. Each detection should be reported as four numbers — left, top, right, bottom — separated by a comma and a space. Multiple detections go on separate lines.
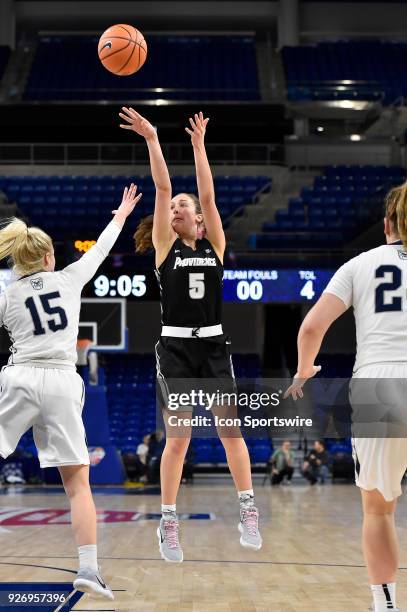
0, 267, 335, 303
90, 268, 335, 303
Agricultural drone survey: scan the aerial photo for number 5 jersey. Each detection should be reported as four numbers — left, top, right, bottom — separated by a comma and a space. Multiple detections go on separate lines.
155, 237, 223, 328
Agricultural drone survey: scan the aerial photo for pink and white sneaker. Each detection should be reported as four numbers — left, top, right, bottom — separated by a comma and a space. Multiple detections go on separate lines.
157, 515, 184, 563
238, 506, 262, 550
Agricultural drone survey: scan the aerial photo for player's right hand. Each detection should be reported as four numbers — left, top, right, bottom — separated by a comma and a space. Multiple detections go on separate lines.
112, 183, 142, 218
119, 107, 157, 140
283, 365, 322, 401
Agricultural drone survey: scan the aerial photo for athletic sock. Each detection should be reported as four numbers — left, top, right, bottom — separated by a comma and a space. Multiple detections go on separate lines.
161, 503, 177, 519
238, 489, 255, 509
78, 544, 98, 572
371, 583, 397, 611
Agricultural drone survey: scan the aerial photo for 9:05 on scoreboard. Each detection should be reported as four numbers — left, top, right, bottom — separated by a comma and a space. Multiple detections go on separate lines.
89, 268, 335, 303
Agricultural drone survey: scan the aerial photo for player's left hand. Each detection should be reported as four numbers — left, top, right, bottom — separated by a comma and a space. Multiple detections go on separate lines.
283, 365, 322, 401
185, 111, 209, 147
112, 183, 143, 217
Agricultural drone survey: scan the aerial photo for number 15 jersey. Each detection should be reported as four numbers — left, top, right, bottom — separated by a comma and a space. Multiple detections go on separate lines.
0, 221, 122, 369
323, 240, 407, 372
155, 237, 223, 327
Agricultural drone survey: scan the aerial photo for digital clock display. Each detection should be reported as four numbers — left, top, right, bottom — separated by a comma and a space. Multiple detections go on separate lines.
94, 274, 151, 298
89, 268, 335, 303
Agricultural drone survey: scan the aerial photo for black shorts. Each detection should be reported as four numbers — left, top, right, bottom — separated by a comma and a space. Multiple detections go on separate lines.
155, 333, 237, 411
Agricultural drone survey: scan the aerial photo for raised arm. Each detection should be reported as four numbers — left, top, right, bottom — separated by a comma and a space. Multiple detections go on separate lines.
185, 112, 225, 261
62, 183, 142, 288
119, 108, 175, 259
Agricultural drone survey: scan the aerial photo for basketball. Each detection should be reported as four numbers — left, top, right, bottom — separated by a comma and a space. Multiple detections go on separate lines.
98, 24, 147, 76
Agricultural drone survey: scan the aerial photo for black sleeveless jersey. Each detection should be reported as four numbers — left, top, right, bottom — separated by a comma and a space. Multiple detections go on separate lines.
155, 237, 223, 327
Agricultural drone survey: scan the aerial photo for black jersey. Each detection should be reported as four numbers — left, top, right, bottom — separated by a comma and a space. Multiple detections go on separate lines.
155, 237, 223, 327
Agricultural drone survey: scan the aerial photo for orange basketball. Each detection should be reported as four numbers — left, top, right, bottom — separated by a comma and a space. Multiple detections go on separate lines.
98, 24, 147, 76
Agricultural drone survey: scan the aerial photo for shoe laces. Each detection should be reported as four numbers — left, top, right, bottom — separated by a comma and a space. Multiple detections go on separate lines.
163, 519, 180, 549
241, 507, 259, 536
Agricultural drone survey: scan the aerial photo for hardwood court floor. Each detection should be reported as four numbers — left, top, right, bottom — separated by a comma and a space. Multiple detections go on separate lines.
0, 480, 406, 611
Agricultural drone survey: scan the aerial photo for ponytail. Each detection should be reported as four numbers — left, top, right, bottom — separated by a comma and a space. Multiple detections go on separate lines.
134, 214, 154, 254
0, 217, 53, 276
385, 182, 407, 250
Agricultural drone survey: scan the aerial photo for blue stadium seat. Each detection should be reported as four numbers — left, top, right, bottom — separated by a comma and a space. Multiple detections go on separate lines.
283, 40, 407, 104
24, 35, 260, 102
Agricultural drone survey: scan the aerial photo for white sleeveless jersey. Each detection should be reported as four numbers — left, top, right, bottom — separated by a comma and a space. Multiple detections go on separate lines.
0, 221, 121, 369
324, 240, 407, 372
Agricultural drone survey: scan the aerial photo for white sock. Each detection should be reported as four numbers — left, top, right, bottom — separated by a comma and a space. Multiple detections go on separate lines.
371, 583, 397, 611
162, 504, 176, 517
78, 544, 98, 572
238, 489, 254, 507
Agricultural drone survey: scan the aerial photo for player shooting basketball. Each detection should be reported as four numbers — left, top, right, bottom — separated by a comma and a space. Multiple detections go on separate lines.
119, 107, 262, 563
0, 183, 142, 600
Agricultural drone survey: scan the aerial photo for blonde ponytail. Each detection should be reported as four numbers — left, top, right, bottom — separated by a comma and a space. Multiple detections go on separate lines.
0, 217, 53, 276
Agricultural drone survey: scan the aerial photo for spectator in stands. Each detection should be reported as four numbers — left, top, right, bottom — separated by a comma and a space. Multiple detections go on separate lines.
302, 440, 329, 485
122, 434, 152, 483
136, 434, 151, 482
137, 434, 150, 466
269, 440, 295, 485
147, 430, 165, 484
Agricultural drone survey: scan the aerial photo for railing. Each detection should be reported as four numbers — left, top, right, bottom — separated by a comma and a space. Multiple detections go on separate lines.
24, 87, 260, 98
223, 180, 272, 227
0, 142, 284, 165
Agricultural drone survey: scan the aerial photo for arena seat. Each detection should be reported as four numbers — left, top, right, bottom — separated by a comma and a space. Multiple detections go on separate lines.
0, 174, 270, 248
250, 165, 405, 249
103, 353, 265, 463
24, 35, 259, 101
283, 40, 407, 104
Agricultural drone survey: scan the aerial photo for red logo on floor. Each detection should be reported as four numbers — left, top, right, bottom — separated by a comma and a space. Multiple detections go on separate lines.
0, 508, 142, 525
0, 508, 214, 525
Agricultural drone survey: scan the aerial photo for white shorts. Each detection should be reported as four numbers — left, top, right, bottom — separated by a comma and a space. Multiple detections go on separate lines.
352, 363, 407, 501
0, 365, 89, 468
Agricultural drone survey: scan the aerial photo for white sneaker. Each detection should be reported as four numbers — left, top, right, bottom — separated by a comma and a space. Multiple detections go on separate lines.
238, 506, 262, 550
157, 515, 184, 563
73, 566, 114, 600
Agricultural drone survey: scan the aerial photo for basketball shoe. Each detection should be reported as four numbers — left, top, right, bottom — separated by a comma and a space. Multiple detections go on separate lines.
157, 515, 184, 562
238, 505, 262, 550
73, 566, 114, 600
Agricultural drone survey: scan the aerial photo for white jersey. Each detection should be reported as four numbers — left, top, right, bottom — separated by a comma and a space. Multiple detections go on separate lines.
0, 221, 121, 369
323, 240, 407, 372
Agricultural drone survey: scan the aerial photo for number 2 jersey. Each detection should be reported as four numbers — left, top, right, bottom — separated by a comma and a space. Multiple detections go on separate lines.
155, 237, 223, 327
0, 221, 122, 369
323, 240, 407, 372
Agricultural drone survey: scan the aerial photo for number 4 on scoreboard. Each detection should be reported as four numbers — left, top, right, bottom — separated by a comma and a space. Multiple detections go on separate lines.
300, 280, 315, 300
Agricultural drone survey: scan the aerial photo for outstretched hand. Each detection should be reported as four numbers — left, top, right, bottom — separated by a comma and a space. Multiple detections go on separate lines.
185, 111, 209, 147
119, 107, 157, 140
283, 365, 322, 401
112, 183, 143, 218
